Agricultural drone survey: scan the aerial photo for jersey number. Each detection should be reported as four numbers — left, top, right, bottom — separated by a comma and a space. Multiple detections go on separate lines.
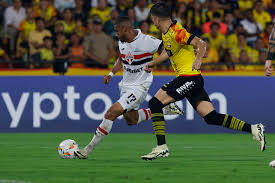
126, 93, 137, 104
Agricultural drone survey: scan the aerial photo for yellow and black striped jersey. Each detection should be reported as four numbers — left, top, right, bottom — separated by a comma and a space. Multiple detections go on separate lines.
162, 21, 200, 76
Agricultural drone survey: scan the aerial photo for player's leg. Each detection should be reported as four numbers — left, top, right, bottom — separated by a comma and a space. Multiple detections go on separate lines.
142, 76, 191, 160
123, 108, 152, 125
121, 85, 152, 125
123, 104, 183, 126
75, 102, 124, 159
141, 89, 175, 160
186, 75, 265, 151
195, 100, 266, 151
196, 101, 252, 132
122, 87, 183, 126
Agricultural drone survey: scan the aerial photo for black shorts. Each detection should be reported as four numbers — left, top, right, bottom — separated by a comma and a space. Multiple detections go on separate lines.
161, 75, 210, 108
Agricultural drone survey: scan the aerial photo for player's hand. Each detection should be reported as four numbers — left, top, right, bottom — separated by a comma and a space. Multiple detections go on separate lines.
265, 60, 274, 76
144, 62, 154, 73
192, 59, 202, 71
103, 75, 112, 84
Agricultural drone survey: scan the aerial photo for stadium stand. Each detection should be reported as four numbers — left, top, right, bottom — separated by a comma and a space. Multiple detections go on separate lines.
0, 0, 274, 72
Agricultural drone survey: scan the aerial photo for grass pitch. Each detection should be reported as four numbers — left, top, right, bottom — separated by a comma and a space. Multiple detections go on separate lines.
0, 133, 275, 183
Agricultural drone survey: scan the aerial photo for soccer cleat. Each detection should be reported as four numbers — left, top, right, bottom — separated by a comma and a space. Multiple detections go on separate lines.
74, 148, 89, 159
163, 103, 184, 115
141, 144, 169, 160
251, 123, 266, 152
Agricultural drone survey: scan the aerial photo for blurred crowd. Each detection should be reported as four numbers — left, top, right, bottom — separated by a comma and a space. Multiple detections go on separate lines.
0, 0, 274, 70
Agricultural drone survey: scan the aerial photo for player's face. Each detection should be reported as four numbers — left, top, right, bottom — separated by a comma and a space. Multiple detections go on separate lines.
115, 25, 127, 42
150, 15, 160, 29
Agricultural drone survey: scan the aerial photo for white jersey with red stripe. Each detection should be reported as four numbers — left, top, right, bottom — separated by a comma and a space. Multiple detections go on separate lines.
119, 29, 162, 87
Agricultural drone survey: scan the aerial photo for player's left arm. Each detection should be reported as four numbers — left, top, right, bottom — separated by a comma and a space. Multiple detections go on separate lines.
174, 28, 206, 70
190, 37, 206, 71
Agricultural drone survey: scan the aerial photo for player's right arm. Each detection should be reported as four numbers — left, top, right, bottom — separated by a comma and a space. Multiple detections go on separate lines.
144, 49, 169, 73
103, 57, 123, 84
265, 24, 275, 76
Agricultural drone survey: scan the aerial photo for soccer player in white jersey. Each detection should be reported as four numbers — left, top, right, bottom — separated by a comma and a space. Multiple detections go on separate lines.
74, 16, 183, 159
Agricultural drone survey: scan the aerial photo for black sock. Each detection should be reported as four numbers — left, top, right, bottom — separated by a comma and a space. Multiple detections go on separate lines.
204, 111, 252, 133
149, 97, 166, 145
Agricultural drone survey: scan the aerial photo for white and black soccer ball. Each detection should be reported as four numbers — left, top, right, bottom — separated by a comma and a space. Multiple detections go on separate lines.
269, 160, 275, 169
58, 139, 79, 159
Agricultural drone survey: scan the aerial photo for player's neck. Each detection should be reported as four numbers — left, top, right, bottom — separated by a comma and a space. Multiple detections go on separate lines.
127, 29, 138, 43
159, 19, 173, 34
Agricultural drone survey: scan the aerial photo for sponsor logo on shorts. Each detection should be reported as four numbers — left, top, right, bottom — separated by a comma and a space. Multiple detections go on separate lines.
176, 81, 195, 95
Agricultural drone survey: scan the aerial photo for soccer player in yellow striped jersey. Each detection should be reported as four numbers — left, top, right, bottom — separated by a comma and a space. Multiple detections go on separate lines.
162, 21, 199, 76
141, 2, 266, 160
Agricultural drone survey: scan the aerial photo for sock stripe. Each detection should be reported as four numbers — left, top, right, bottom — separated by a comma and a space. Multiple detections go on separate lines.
153, 121, 165, 126
219, 113, 251, 133
225, 116, 232, 128
97, 126, 108, 135
156, 131, 165, 135
238, 121, 245, 130
143, 108, 149, 120
151, 113, 164, 117
233, 119, 240, 130
147, 109, 151, 118
154, 127, 164, 130
222, 114, 228, 126
152, 120, 165, 136
229, 117, 236, 129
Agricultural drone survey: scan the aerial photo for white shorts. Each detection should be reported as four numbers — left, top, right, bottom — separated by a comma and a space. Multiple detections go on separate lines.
118, 82, 151, 112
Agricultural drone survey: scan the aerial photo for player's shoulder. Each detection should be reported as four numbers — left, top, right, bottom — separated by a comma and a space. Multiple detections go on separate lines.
166, 21, 188, 39
170, 21, 187, 33
136, 30, 160, 43
143, 34, 160, 42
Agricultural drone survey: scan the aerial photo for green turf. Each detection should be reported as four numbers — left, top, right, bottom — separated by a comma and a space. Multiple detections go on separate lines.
0, 133, 275, 183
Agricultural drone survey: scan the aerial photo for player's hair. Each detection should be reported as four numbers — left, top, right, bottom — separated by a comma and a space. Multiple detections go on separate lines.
115, 16, 132, 27
149, 2, 172, 19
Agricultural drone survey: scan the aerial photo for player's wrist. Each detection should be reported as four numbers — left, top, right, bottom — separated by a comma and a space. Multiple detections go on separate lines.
108, 72, 114, 77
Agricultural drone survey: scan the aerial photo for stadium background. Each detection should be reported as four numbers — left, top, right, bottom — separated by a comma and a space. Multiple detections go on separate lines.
0, 0, 275, 183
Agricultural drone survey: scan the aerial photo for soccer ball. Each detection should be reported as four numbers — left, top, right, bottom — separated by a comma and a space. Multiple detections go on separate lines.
58, 139, 79, 159
269, 160, 275, 169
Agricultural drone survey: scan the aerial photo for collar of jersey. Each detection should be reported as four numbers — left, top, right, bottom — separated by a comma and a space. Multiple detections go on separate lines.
132, 29, 141, 42
164, 20, 177, 35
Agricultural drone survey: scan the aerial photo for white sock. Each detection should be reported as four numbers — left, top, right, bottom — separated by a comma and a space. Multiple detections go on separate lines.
85, 118, 113, 154
137, 108, 151, 124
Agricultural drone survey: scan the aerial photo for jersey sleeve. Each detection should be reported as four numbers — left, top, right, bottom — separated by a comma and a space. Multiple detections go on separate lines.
145, 35, 162, 54
174, 28, 195, 45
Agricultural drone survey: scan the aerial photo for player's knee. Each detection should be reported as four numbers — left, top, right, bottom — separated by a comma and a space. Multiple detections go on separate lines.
203, 110, 223, 125
148, 97, 165, 112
